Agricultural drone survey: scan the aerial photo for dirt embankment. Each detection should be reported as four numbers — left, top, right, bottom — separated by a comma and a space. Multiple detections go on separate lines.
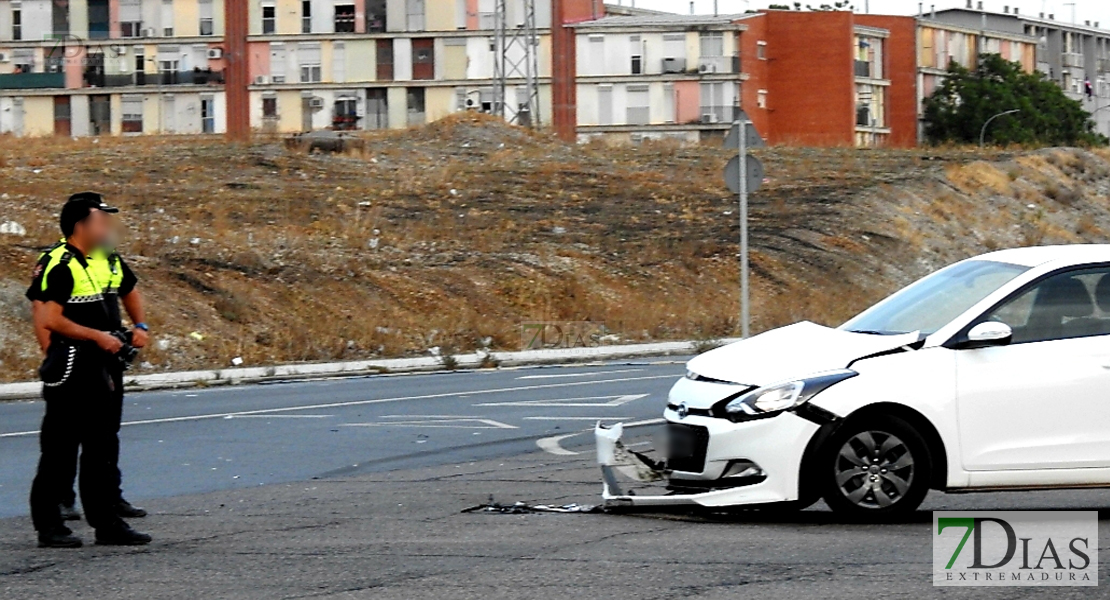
1, 115, 1108, 382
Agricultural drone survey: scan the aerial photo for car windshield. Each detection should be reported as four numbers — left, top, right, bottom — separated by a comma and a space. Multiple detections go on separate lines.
840, 260, 1030, 336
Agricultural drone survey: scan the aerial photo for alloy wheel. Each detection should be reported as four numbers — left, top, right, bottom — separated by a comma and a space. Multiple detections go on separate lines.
833, 430, 914, 509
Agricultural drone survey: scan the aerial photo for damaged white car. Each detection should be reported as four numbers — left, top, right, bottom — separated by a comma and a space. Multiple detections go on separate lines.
598, 245, 1110, 516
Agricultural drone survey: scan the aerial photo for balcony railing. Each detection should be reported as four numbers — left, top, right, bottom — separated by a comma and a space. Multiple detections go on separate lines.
0, 72, 66, 89
698, 105, 736, 124
1063, 52, 1084, 68
84, 69, 224, 88
696, 56, 737, 74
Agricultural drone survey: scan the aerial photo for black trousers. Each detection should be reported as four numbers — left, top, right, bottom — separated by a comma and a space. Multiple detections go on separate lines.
57, 369, 124, 508
29, 355, 125, 533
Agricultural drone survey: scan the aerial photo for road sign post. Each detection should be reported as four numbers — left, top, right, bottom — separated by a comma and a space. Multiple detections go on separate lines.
723, 114, 764, 339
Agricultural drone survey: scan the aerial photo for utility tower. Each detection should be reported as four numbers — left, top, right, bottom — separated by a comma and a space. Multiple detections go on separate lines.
493, 0, 541, 127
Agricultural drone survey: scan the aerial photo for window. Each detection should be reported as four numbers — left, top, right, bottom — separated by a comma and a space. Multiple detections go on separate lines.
332, 42, 345, 82
269, 43, 286, 82
757, 41, 767, 60
88, 0, 109, 38
757, 89, 768, 109
134, 48, 146, 83
626, 84, 649, 125
262, 5, 276, 34
335, 4, 355, 33
366, 0, 386, 32
161, 0, 174, 36
406, 87, 425, 126
412, 38, 434, 80
597, 84, 612, 125
302, 0, 312, 33
298, 43, 322, 83
376, 39, 393, 80
52, 0, 69, 37
700, 81, 731, 122
333, 95, 357, 129
119, 0, 141, 37
199, 0, 214, 35
406, 0, 425, 31
121, 96, 143, 133
700, 32, 723, 58
12, 4, 21, 40
980, 268, 1110, 344
13, 48, 33, 73
630, 35, 642, 75
262, 95, 278, 118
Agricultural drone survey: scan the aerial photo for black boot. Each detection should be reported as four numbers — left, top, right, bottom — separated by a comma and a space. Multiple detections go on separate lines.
59, 503, 82, 522
115, 499, 147, 519
95, 523, 152, 546
38, 526, 83, 548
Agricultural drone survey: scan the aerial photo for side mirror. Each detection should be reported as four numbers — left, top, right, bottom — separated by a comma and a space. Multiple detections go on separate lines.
962, 322, 1013, 349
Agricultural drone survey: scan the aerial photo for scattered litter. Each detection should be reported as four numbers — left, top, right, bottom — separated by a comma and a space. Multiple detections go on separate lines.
462, 499, 602, 514
0, 221, 26, 236
552, 226, 566, 235
230, 356, 244, 366
189, 332, 205, 341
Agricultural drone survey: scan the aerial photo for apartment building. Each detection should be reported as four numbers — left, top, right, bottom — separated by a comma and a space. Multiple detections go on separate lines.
570, 13, 745, 144
930, 3, 1110, 138
0, 0, 605, 136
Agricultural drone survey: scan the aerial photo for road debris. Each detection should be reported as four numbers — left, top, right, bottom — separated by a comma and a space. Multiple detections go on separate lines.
462, 497, 602, 515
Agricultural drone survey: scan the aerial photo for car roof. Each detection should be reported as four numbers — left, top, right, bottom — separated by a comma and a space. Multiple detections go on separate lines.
975, 244, 1110, 268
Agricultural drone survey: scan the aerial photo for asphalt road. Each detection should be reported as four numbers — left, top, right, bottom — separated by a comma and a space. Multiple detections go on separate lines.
6, 360, 1110, 598
0, 361, 684, 518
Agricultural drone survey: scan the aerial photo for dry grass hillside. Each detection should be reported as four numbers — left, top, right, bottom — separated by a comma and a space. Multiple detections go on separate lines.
2, 113, 1109, 382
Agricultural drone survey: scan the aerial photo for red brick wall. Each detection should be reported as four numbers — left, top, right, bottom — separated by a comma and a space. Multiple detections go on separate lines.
551, 0, 603, 141
856, 14, 918, 148
760, 10, 857, 146
739, 15, 771, 140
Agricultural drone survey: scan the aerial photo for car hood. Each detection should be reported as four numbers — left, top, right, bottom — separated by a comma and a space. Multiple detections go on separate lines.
687, 321, 921, 386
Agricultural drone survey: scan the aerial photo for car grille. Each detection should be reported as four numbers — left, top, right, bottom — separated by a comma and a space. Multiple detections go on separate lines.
665, 423, 710, 473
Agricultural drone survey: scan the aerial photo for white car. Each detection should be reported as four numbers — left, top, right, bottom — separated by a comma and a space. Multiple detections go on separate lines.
597, 245, 1110, 516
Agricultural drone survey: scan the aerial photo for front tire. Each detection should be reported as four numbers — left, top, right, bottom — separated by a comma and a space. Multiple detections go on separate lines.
819, 415, 930, 519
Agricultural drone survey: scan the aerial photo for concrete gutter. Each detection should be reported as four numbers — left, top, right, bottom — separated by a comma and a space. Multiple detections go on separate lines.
0, 338, 734, 401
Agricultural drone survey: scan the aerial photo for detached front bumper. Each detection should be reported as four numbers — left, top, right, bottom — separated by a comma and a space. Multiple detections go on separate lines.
595, 411, 821, 508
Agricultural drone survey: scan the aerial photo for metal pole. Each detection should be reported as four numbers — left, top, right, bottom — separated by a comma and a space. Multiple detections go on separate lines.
979, 108, 1020, 147
739, 115, 749, 339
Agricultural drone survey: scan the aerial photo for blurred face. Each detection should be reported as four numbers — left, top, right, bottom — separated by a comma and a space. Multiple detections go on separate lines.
74, 208, 113, 249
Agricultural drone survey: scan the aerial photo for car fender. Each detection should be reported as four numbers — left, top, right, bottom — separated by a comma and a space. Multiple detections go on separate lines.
805, 346, 969, 488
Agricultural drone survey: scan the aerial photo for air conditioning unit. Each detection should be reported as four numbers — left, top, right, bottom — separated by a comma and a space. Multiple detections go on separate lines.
309, 96, 325, 109
142, 27, 157, 37
271, 74, 286, 83
254, 75, 270, 84
701, 113, 719, 124
0, 52, 9, 63
698, 63, 715, 74
465, 97, 478, 108
207, 48, 223, 60
662, 57, 686, 73
111, 45, 127, 55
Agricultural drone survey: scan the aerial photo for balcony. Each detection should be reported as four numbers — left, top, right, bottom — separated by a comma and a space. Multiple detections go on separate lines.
0, 72, 66, 89
84, 69, 224, 88
1063, 52, 1084, 68
695, 56, 738, 75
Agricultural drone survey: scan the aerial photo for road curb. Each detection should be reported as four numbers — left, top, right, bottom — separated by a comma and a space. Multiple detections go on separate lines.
0, 339, 731, 401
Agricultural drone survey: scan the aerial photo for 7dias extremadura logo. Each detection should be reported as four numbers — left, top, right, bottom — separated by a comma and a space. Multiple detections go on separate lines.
933, 511, 1098, 586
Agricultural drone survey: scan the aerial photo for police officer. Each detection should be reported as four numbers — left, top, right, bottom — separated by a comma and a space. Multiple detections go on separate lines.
28, 193, 152, 548
29, 235, 149, 523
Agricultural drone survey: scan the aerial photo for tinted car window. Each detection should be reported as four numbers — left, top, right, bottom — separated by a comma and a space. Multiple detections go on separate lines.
983, 268, 1110, 344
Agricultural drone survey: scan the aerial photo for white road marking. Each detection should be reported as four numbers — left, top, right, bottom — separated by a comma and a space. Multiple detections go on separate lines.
474, 393, 649, 408
522, 416, 629, 421
0, 374, 676, 439
515, 369, 643, 380
535, 433, 583, 456
223, 414, 333, 419
339, 417, 518, 430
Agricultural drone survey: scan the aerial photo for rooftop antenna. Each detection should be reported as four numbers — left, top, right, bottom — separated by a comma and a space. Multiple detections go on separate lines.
493, 0, 540, 128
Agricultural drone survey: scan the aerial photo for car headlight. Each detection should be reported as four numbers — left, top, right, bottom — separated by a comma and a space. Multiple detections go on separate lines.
721, 370, 857, 420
